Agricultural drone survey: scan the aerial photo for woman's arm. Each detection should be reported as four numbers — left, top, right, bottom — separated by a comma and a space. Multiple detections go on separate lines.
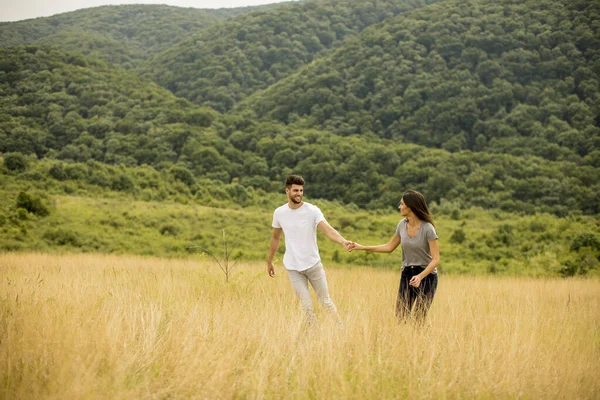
353, 234, 401, 253
409, 239, 440, 287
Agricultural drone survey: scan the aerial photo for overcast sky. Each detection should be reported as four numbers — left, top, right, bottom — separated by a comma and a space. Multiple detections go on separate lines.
1, 0, 295, 22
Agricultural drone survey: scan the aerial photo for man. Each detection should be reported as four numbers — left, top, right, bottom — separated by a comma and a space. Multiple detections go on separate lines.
267, 174, 351, 325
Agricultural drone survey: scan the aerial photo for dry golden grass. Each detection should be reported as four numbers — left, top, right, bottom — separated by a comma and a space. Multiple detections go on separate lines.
1, 252, 599, 399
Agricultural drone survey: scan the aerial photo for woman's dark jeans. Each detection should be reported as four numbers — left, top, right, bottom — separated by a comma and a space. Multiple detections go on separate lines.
396, 266, 438, 322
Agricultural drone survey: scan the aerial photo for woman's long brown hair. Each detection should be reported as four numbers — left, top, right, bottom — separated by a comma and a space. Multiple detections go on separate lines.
402, 190, 434, 226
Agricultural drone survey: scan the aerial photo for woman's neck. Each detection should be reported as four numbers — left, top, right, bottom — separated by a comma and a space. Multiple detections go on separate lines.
407, 215, 422, 226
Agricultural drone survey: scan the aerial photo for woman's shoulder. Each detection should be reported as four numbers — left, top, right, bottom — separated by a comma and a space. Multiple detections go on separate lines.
421, 221, 438, 240
422, 221, 436, 231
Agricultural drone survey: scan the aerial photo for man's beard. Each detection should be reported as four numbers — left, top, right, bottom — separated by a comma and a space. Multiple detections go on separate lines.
290, 195, 302, 204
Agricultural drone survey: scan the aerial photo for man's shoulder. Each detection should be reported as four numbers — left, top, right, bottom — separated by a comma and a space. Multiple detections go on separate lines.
305, 202, 325, 210
274, 203, 289, 213
304, 202, 325, 215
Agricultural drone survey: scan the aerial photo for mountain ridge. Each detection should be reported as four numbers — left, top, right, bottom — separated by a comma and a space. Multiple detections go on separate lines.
233, 0, 600, 161
141, 0, 441, 112
0, 4, 277, 68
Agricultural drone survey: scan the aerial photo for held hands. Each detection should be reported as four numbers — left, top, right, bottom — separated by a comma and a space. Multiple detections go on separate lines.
342, 240, 362, 252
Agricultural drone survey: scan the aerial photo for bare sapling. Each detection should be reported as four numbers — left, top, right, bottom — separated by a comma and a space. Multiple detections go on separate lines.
188, 229, 240, 282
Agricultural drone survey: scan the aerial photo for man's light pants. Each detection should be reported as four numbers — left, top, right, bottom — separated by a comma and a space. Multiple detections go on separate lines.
286, 262, 340, 324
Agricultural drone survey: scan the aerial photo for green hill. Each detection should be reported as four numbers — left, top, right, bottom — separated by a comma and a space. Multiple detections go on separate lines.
0, 4, 269, 68
1, 46, 598, 215
142, 0, 441, 112
0, 45, 220, 164
236, 0, 600, 162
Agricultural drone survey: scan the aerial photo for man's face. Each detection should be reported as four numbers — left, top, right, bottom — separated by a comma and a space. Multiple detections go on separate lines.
286, 184, 304, 204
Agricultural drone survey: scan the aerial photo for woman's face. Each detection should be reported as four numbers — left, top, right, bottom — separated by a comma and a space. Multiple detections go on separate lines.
398, 198, 410, 216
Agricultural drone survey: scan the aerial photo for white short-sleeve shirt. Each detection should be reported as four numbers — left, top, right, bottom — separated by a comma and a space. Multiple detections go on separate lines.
272, 202, 326, 271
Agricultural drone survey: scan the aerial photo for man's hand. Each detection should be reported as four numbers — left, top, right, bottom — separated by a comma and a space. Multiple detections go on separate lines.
267, 261, 275, 278
343, 240, 355, 252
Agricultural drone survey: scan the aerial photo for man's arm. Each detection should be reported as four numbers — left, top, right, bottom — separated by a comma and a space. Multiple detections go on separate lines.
267, 228, 282, 277
317, 220, 351, 248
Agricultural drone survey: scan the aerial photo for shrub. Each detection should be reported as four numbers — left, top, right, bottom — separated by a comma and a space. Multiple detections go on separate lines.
450, 229, 466, 244
561, 252, 599, 277
4, 153, 28, 171
332, 249, 341, 263
337, 216, 356, 230
43, 228, 80, 246
49, 163, 68, 180
15, 191, 50, 217
88, 169, 111, 187
493, 224, 513, 246
451, 209, 461, 220
111, 174, 134, 191
170, 166, 195, 187
570, 233, 600, 251
64, 164, 87, 180
529, 220, 547, 232
16, 208, 28, 220
159, 224, 180, 236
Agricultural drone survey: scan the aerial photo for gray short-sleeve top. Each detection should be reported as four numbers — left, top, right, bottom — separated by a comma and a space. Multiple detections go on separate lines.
396, 218, 438, 273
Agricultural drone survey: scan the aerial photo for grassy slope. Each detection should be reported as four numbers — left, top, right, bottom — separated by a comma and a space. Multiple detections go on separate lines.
2, 166, 598, 276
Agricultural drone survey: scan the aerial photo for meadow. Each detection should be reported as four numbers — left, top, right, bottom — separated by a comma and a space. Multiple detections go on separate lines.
1, 252, 599, 399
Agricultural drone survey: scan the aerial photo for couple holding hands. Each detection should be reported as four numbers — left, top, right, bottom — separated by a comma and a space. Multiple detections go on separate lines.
267, 175, 440, 325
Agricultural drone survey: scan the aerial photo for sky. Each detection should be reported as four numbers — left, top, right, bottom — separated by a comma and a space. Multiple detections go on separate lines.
1, 0, 295, 22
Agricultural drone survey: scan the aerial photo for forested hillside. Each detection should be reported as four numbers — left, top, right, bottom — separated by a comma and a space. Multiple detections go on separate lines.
237, 0, 600, 163
142, 0, 440, 112
0, 46, 219, 165
1, 46, 598, 215
0, 4, 268, 68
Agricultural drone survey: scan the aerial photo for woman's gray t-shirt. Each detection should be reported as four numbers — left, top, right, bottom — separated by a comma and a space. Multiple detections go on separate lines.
396, 218, 438, 273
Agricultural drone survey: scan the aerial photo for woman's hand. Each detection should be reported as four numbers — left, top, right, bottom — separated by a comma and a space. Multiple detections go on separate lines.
409, 274, 423, 288
347, 242, 363, 251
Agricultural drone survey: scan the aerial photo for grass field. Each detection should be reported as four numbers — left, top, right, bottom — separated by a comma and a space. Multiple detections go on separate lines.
1, 252, 599, 399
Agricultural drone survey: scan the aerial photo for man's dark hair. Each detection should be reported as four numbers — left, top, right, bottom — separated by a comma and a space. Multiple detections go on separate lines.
286, 175, 305, 188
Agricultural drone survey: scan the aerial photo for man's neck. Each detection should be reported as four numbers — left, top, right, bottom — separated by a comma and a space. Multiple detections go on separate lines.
288, 201, 304, 210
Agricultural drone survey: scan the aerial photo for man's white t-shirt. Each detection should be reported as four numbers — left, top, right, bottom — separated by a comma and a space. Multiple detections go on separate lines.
272, 202, 326, 271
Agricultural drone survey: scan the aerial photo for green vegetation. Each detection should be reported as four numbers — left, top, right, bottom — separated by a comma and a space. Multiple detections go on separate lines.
1, 158, 599, 277
1, 46, 598, 215
3, 153, 595, 278
0, 4, 270, 68
0, 0, 599, 276
142, 0, 440, 112
237, 0, 600, 162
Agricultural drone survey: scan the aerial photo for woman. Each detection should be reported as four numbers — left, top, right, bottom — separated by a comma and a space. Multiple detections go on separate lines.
350, 190, 440, 322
